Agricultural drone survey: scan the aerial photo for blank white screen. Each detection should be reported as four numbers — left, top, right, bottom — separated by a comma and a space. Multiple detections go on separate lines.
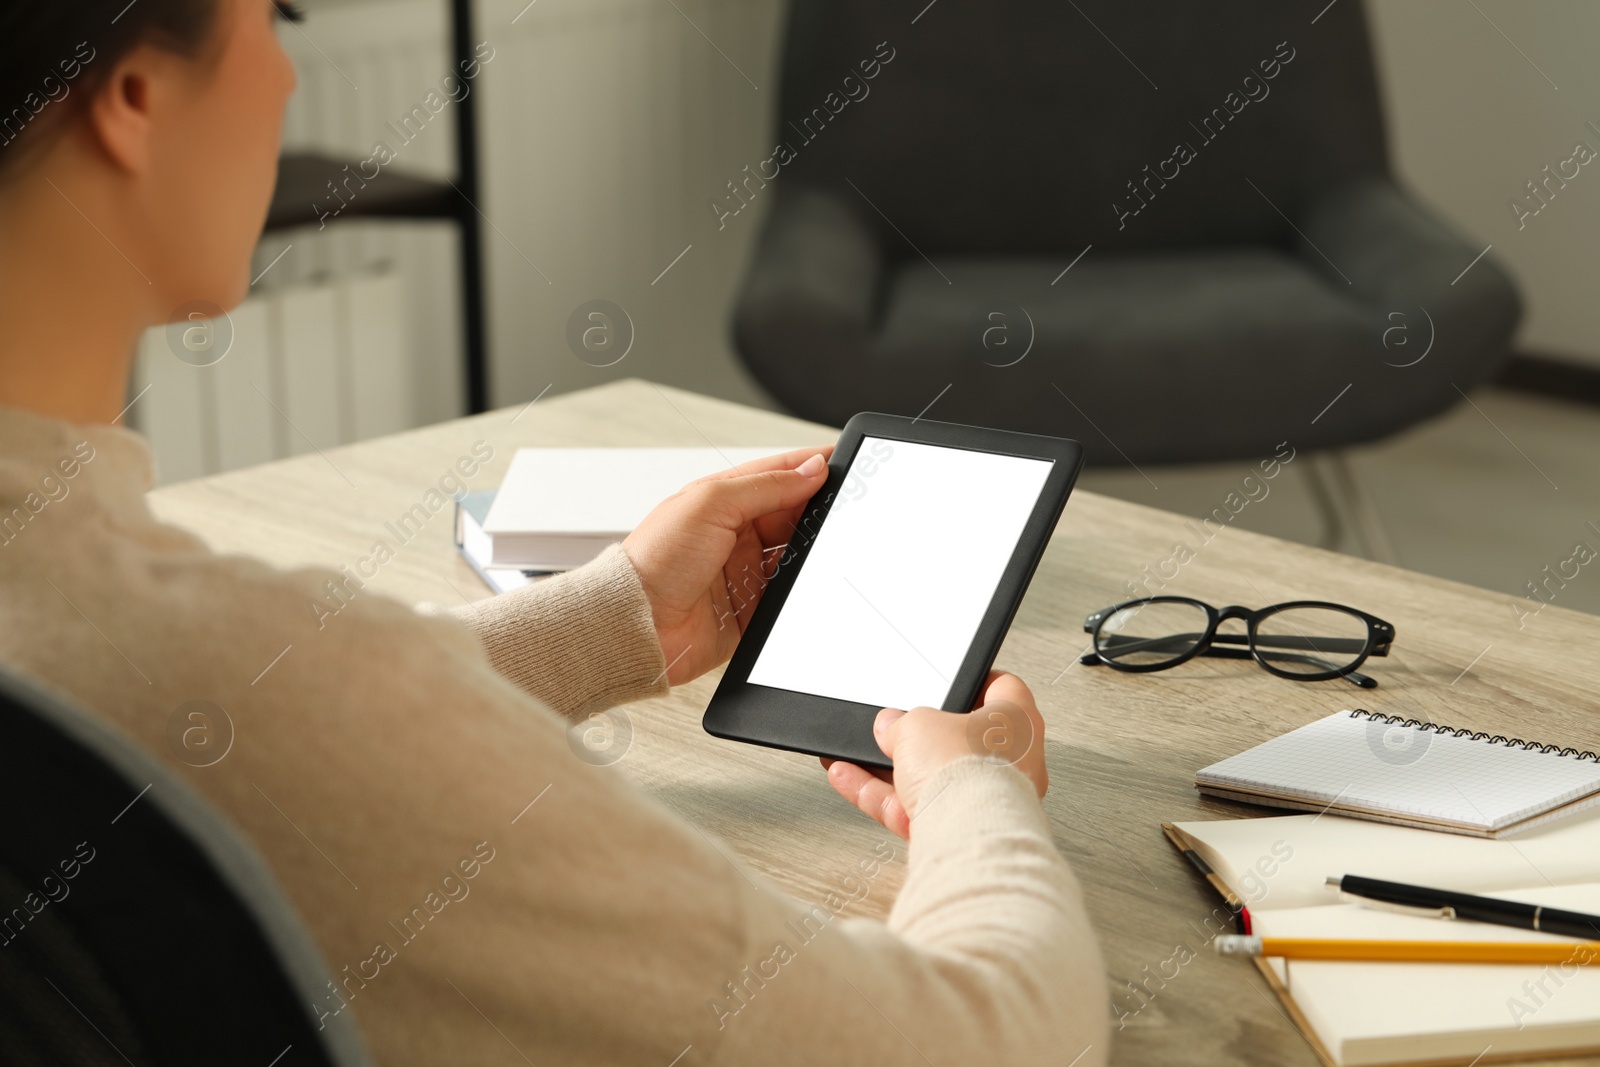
747, 437, 1054, 711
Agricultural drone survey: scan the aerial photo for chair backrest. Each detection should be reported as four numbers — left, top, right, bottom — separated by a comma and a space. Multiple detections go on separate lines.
773, 0, 1388, 256
0, 665, 369, 1067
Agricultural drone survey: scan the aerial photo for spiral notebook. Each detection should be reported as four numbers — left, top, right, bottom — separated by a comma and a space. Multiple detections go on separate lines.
1196, 709, 1600, 838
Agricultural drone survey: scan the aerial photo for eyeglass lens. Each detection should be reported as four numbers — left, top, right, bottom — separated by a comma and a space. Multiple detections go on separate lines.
1095, 600, 1211, 667
1252, 606, 1370, 676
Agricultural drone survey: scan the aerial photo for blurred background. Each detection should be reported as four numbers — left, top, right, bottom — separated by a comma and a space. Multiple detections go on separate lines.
134, 0, 1600, 614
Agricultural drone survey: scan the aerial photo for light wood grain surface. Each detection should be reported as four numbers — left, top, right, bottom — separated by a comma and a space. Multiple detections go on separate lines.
148, 379, 1600, 1067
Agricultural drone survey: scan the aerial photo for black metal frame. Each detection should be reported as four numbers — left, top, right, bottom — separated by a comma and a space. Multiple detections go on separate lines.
266, 0, 489, 415
1079, 597, 1394, 688
448, 0, 488, 414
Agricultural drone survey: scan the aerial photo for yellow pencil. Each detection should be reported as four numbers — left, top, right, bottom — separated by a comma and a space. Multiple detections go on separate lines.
1214, 935, 1600, 964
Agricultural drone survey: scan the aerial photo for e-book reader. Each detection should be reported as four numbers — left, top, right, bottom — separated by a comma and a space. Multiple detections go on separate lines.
702, 412, 1083, 767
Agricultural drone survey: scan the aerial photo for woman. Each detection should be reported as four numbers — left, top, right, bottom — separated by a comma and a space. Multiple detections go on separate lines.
0, 1, 1107, 1063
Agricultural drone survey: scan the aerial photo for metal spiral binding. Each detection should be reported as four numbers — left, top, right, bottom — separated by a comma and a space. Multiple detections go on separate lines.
1348, 708, 1600, 763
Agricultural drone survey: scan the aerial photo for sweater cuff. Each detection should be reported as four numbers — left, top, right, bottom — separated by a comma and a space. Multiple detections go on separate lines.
904, 755, 1054, 857
886, 755, 1067, 937
449, 543, 669, 720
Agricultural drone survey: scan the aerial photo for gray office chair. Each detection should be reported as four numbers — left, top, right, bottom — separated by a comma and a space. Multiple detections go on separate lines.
733, 0, 1521, 559
0, 665, 369, 1066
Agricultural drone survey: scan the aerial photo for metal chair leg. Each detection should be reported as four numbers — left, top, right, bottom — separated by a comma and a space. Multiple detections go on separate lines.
1301, 451, 1399, 565
1300, 457, 1345, 553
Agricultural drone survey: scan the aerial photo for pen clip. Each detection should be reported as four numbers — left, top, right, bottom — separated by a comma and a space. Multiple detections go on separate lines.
1334, 892, 1458, 921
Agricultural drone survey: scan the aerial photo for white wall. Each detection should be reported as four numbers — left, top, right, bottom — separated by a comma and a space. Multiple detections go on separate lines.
471, 0, 784, 410
1366, 0, 1600, 364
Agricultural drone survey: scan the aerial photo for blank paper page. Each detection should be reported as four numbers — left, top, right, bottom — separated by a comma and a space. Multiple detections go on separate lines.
747, 437, 1053, 712
1251, 885, 1600, 1066
1197, 712, 1600, 832
1175, 807, 1600, 911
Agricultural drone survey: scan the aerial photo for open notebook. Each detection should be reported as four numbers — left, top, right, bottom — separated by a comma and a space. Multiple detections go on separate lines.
1195, 710, 1600, 837
1168, 811, 1600, 1066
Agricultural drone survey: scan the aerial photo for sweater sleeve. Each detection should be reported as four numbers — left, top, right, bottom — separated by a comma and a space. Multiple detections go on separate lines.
704, 756, 1111, 1067
447, 543, 669, 720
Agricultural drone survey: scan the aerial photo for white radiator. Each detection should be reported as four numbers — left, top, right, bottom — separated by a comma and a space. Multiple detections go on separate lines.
133, 270, 409, 483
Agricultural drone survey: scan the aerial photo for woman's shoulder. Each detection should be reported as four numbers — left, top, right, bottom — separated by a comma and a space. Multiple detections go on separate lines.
0, 471, 483, 704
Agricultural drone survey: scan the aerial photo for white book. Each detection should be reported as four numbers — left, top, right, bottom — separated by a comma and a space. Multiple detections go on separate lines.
453, 490, 550, 595
481, 447, 806, 569
1169, 811, 1600, 1066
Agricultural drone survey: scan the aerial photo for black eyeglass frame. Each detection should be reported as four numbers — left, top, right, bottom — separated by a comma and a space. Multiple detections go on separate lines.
1078, 598, 1395, 688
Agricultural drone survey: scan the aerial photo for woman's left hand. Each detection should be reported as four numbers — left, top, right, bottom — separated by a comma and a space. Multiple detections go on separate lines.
622, 447, 833, 686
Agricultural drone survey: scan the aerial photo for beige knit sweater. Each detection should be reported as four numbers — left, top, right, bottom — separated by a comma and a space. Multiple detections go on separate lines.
0, 405, 1109, 1066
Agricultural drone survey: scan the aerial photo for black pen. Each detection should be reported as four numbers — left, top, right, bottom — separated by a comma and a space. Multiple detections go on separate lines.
1164, 824, 1250, 934
1328, 874, 1600, 940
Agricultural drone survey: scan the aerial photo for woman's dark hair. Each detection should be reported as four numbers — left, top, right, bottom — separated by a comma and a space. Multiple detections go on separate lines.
0, 1, 300, 176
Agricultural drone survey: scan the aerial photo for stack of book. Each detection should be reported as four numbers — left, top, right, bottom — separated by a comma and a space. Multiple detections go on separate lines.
454, 446, 801, 594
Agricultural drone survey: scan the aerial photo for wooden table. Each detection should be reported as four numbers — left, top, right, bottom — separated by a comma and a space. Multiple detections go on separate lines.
149, 379, 1600, 1066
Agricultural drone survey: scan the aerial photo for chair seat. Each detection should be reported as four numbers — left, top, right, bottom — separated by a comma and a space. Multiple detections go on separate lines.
883, 248, 1365, 360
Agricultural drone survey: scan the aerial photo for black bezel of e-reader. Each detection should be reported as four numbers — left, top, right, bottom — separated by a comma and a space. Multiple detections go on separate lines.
701, 412, 1084, 768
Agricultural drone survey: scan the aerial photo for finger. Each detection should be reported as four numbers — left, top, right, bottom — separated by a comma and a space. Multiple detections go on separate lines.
752, 506, 811, 554
979, 674, 1046, 744
747, 449, 840, 549
976, 670, 1037, 713
974, 673, 1048, 797
694, 446, 835, 484
824, 757, 891, 785
694, 457, 830, 534
826, 760, 908, 838
882, 794, 909, 839
720, 527, 771, 633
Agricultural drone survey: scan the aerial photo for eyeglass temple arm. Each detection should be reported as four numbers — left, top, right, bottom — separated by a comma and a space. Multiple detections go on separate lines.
1078, 632, 1207, 663
1090, 632, 1368, 655
1081, 633, 1378, 687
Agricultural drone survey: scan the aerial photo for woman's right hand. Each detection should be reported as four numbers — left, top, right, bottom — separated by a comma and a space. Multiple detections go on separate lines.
821, 671, 1048, 839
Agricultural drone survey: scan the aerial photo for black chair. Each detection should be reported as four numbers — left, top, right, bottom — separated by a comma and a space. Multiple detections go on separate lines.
733, 0, 1521, 529
0, 665, 369, 1067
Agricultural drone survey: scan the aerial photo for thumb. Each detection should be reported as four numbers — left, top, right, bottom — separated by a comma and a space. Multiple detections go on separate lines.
873, 706, 906, 756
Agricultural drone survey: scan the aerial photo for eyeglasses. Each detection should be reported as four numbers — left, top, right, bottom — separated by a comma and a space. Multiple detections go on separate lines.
1079, 598, 1394, 688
